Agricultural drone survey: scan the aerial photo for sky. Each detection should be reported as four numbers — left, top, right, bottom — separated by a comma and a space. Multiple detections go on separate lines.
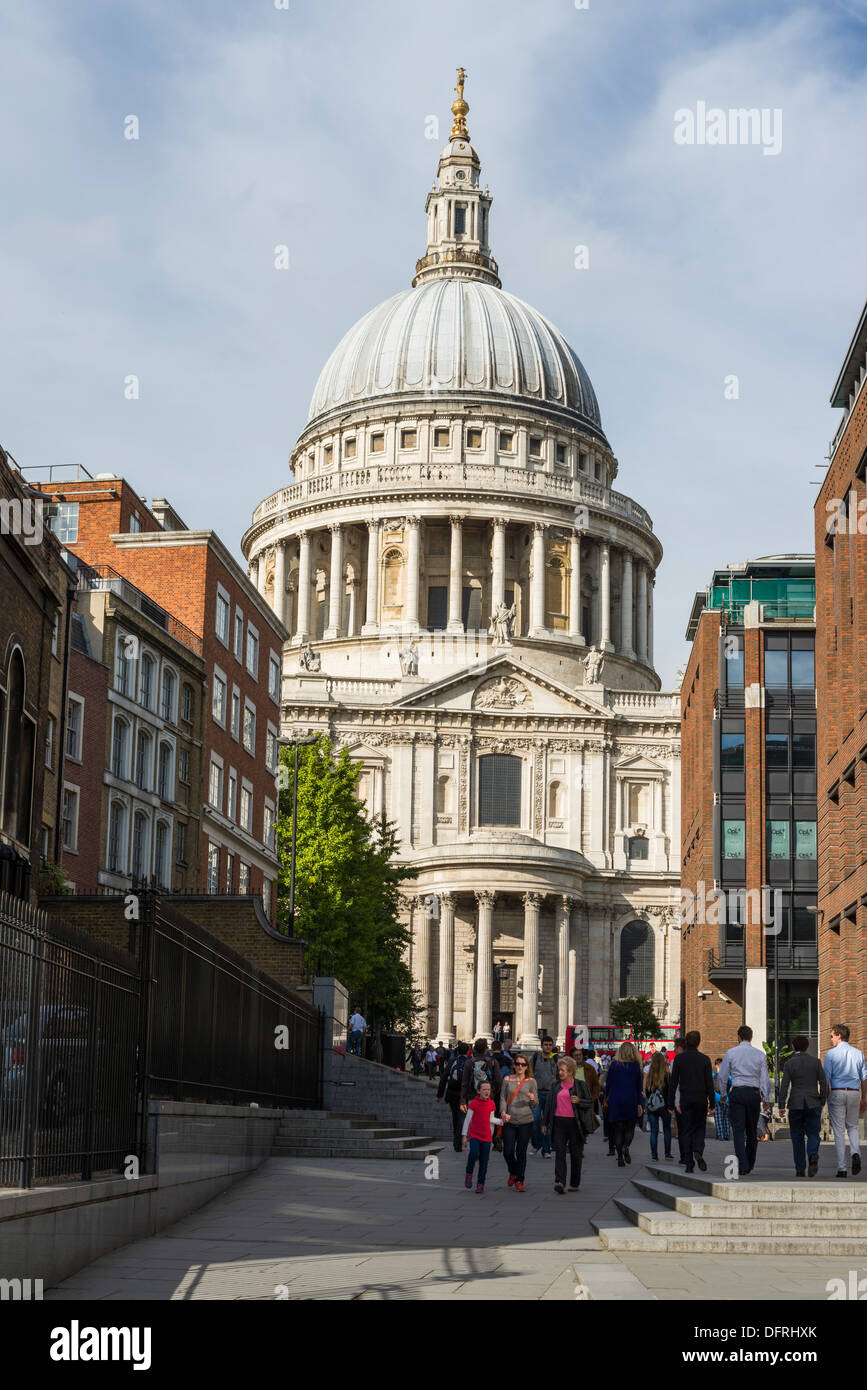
2, 0, 866, 687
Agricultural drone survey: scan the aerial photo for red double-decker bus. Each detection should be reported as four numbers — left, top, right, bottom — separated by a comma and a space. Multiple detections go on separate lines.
565, 1022, 680, 1062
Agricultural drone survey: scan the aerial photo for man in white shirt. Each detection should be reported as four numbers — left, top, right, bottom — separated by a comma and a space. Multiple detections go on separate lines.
824, 1023, 867, 1178
717, 1024, 770, 1176
348, 1009, 367, 1057
642, 1043, 657, 1077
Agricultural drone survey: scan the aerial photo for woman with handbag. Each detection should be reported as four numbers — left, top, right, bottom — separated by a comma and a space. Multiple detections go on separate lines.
498, 1053, 538, 1191
541, 1057, 593, 1193
604, 1042, 644, 1166
644, 1051, 674, 1160
712, 1058, 730, 1141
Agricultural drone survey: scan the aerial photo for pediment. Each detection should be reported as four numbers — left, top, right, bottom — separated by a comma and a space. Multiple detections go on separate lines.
392, 655, 611, 718
615, 754, 665, 774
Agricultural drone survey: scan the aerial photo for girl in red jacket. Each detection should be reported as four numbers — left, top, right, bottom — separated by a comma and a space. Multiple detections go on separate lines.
462, 1079, 503, 1193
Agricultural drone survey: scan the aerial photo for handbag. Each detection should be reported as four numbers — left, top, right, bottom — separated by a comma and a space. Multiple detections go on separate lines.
502, 1074, 529, 1121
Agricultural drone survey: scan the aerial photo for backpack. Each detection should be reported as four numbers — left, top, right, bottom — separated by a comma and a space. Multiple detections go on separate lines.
445, 1056, 465, 1095
646, 1087, 666, 1113
473, 1058, 492, 1091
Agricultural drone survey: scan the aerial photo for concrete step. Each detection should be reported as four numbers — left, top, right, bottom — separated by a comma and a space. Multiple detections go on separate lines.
632, 1176, 867, 1222
644, 1162, 867, 1203
614, 1193, 867, 1240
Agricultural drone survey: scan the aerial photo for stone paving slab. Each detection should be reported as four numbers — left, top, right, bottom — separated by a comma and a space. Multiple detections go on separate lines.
44, 1134, 867, 1301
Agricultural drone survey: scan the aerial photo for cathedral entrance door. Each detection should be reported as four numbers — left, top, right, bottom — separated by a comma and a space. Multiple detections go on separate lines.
493, 964, 517, 1040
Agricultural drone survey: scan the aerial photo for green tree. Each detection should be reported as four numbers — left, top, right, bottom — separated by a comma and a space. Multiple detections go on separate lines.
275, 736, 420, 1030
610, 996, 660, 1041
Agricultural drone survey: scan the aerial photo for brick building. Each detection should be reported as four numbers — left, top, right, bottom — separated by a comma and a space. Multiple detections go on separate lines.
0, 447, 74, 901
815, 296, 867, 1050
31, 472, 288, 914
680, 557, 818, 1063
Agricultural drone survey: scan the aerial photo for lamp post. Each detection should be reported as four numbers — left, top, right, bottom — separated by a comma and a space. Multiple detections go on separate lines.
279, 735, 318, 936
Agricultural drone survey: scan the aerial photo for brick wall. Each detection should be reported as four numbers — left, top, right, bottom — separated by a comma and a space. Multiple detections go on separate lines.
63, 644, 109, 890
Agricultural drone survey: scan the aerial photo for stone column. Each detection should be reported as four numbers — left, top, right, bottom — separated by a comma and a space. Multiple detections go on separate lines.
568, 530, 582, 638
475, 890, 495, 1043
325, 523, 343, 638
447, 515, 464, 632
464, 961, 476, 1040
272, 540, 287, 627
491, 519, 506, 617
248, 555, 260, 593
295, 531, 311, 643
529, 523, 547, 636
648, 574, 655, 666
257, 551, 269, 599
519, 891, 543, 1048
636, 563, 648, 661
599, 542, 612, 650
414, 896, 432, 1035
405, 516, 420, 632
621, 549, 634, 658
347, 579, 359, 637
436, 893, 456, 1044
556, 895, 573, 1051
362, 520, 380, 634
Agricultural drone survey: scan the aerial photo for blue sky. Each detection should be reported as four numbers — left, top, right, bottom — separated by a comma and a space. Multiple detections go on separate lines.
2, 0, 866, 685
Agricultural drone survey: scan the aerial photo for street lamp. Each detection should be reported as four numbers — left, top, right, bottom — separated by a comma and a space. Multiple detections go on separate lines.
279, 735, 318, 936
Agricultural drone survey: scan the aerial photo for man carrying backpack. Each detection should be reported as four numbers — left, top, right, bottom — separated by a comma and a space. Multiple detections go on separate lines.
460, 1038, 503, 1110
438, 1042, 470, 1151
529, 1036, 560, 1158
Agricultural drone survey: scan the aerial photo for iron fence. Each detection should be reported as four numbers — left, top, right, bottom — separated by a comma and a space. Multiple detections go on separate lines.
0, 892, 141, 1188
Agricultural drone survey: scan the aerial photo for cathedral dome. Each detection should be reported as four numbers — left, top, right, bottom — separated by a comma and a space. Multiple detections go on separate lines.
307, 279, 602, 430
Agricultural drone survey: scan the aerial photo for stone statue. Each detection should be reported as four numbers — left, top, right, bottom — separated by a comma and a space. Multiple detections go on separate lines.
488, 601, 516, 646
583, 645, 604, 685
398, 638, 419, 676
299, 642, 321, 673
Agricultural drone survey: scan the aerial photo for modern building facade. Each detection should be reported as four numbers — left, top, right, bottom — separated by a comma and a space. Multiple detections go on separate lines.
815, 296, 867, 1050
30, 472, 287, 912
680, 557, 818, 1061
243, 77, 681, 1046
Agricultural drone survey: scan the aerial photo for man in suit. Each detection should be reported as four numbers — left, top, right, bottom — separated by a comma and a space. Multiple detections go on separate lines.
718, 1024, 771, 1176
778, 1035, 829, 1178
669, 1030, 715, 1173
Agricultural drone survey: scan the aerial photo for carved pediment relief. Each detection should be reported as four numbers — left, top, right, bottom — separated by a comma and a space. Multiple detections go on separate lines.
472, 676, 533, 711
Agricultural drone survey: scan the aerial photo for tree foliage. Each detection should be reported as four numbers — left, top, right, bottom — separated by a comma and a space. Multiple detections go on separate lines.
275, 736, 420, 1030
610, 995, 660, 1041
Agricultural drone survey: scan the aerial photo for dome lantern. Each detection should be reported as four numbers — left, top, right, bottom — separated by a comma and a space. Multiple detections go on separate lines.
413, 68, 501, 290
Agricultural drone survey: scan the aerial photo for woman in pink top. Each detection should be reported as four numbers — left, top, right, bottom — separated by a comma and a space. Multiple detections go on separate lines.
541, 1057, 591, 1193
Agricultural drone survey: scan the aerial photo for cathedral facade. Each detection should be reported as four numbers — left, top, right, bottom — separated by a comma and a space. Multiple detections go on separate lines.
243, 76, 681, 1048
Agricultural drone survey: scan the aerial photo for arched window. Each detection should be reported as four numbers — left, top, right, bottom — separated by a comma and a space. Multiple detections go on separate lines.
629, 835, 649, 861
478, 754, 522, 827
546, 556, 568, 625
382, 549, 403, 609
107, 800, 128, 874
131, 811, 149, 880
619, 920, 654, 997
437, 774, 453, 816
157, 742, 173, 802
139, 653, 155, 710
111, 716, 130, 780
2, 650, 35, 844
160, 667, 177, 723
547, 781, 564, 819
154, 820, 170, 889
135, 728, 152, 790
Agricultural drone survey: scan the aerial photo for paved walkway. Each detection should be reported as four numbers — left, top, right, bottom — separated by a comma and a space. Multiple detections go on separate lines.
46, 1135, 864, 1300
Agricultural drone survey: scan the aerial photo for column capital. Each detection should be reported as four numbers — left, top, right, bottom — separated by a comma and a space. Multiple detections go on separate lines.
297, 528, 310, 544
449, 513, 464, 528
439, 891, 456, 911
406, 514, 421, 528
522, 890, 544, 910
532, 520, 548, 536
328, 521, 343, 535
492, 516, 507, 533
475, 889, 497, 909
367, 517, 380, 533
559, 894, 577, 913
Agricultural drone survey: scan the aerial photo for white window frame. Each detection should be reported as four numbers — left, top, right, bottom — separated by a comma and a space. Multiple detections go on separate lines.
238, 861, 250, 893
263, 797, 275, 851
246, 623, 259, 679
45, 715, 55, 770
178, 747, 190, 784
115, 632, 136, 697
212, 666, 227, 727
207, 842, 220, 894
160, 664, 178, 724
153, 818, 172, 889
107, 797, 129, 875
131, 809, 150, 880
66, 694, 85, 761
156, 739, 175, 802
230, 685, 241, 741
227, 768, 238, 823
111, 712, 132, 781
208, 755, 224, 813
215, 583, 231, 647
61, 783, 80, 853
139, 650, 156, 711
268, 650, 281, 704
134, 725, 153, 791
233, 609, 244, 662
240, 779, 253, 833
242, 699, 256, 756
266, 722, 279, 774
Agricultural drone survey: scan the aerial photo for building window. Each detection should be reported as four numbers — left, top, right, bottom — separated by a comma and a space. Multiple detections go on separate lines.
107, 801, 127, 874
629, 835, 649, 860
434, 427, 450, 449
140, 653, 155, 710
175, 822, 186, 865
243, 703, 255, 755
266, 726, 278, 774
62, 786, 79, 853
437, 775, 452, 816
2, 651, 35, 847
157, 742, 173, 801
111, 716, 130, 780
51, 614, 59, 656
132, 811, 148, 879
238, 862, 250, 893
620, 920, 654, 996
579, 451, 588, 473
45, 716, 55, 770
175, 749, 188, 787
768, 820, 790, 859
45, 501, 79, 543
454, 203, 467, 234
216, 587, 230, 645
498, 431, 514, 452
555, 443, 567, 465
209, 760, 223, 812
234, 611, 244, 661
129, 511, 141, 533
478, 754, 522, 827
225, 851, 234, 892
115, 635, 134, 696
228, 770, 237, 822
263, 879, 272, 918
344, 437, 356, 460
263, 801, 275, 850
427, 586, 447, 631
466, 427, 483, 449
212, 671, 227, 726
369, 432, 385, 454
720, 731, 745, 769
246, 627, 259, 678
181, 682, 193, 722
66, 697, 84, 760
207, 843, 220, 894
231, 688, 241, 740
722, 819, 746, 859
269, 652, 281, 704
135, 728, 152, 791
725, 637, 745, 691
547, 781, 564, 819
323, 443, 333, 467
160, 668, 177, 723
400, 429, 417, 450
795, 821, 817, 860
240, 784, 253, 832
792, 732, 815, 770
154, 821, 170, 889
528, 436, 543, 459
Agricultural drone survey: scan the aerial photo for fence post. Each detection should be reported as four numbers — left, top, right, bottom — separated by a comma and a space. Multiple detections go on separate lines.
135, 889, 156, 1175
79, 961, 103, 1182
17, 922, 44, 1190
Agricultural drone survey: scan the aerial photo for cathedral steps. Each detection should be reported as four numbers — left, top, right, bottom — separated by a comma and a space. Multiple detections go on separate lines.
271, 1109, 447, 1160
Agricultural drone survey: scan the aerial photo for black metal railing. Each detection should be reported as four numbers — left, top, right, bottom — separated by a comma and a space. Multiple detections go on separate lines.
0, 891, 141, 1189
707, 946, 745, 974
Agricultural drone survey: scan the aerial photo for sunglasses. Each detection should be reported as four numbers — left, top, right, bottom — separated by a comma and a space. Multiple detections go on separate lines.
515, 1060, 527, 1067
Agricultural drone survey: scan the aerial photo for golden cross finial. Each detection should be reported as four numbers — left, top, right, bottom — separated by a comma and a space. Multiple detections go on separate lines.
450, 66, 470, 140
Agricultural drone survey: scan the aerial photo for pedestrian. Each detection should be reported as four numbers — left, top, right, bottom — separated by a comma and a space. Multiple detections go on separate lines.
493, 1020, 503, 1043
778, 1034, 829, 1178
669, 1031, 714, 1173
671, 1037, 687, 1162
460, 1037, 503, 1110
348, 1007, 367, 1057
438, 1042, 470, 1152
711, 1057, 730, 1141
424, 1044, 439, 1079
436, 1043, 448, 1076
499, 1052, 538, 1191
823, 1023, 867, 1178
582, 1047, 600, 1073
529, 1035, 560, 1159
542, 1056, 593, 1193
603, 1041, 644, 1166
502, 1020, 512, 1048
644, 1050, 674, 1161
717, 1025, 771, 1178
462, 1078, 503, 1193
